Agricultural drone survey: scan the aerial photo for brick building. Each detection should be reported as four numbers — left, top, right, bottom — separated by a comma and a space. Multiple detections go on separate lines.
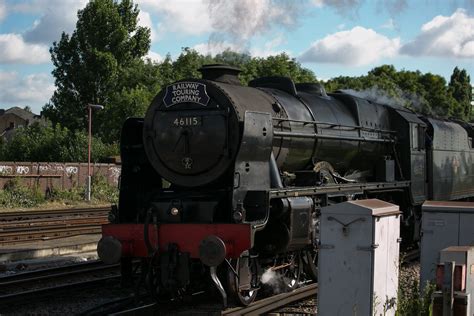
0, 107, 45, 140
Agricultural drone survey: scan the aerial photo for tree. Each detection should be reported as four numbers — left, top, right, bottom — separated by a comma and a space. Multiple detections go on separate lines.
43, 0, 151, 141
241, 53, 317, 84
449, 67, 472, 121
325, 64, 472, 120
1, 123, 118, 162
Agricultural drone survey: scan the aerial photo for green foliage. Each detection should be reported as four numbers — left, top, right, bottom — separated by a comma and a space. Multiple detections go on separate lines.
43, 0, 151, 142
48, 174, 118, 204
159, 48, 317, 86
0, 123, 118, 162
91, 174, 119, 203
326, 65, 472, 120
48, 186, 84, 204
397, 278, 435, 316
0, 175, 118, 209
449, 67, 472, 120
0, 178, 44, 208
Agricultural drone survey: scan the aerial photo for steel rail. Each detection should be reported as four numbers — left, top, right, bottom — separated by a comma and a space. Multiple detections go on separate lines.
0, 225, 102, 244
0, 261, 118, 284
0, 275, 120, 306
0, 215, 108, 229
0, 261, 121, 305
222, 283, 318, 316
0, 206, 111, 222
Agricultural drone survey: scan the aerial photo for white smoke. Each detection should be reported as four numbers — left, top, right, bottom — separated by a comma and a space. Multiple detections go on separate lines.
261, 267, 278, 284
260, 266, 298, 294
202, 0, 411, 56
339, 86, 428, 113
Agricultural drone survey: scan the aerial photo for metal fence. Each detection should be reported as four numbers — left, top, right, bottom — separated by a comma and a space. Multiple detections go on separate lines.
0, 162, 121, 192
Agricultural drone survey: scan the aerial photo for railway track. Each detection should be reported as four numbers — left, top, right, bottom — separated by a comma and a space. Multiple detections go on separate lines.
0, 206, 111, 244
0, 260, 120, 305
223, 284, 318, 316
103, 283, 318, 316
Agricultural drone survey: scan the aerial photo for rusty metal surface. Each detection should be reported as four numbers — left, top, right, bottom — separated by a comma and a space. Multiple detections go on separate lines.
423, 200, 474, 209
0, 162, 121, 192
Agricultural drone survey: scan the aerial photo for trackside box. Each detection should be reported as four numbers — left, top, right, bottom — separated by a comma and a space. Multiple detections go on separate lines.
420, 201, 474, 288
318, 199, 401, 316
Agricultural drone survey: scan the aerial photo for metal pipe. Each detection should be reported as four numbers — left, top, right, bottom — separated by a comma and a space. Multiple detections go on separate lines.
87, 106, 92, 201
210, 266, 227, 307
273, 117, 396, 134
274, 131, 395, 143
85, 104, 104, 201
269, 152, 283, 189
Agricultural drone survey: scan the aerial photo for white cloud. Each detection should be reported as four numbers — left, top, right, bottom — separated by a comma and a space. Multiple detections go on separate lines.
22, 0, 88, 44
193, 36, 287, 58
0, 71, 16, 83
137, 0, 302, 44
138, 10, 157, 42
0, 33, 49, 64
207, 0, 300, 43
144, 51, 163, 63
137, 0, 212, 36
193, 42, 240, 56
0, 72, 54, 111
401, 9, 474, 58
299, 26, 400, 66
250, 35, 288, 57
0, 0, 6, 22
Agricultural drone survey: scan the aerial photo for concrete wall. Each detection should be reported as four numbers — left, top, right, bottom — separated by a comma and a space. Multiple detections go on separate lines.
0, 162, 121, 193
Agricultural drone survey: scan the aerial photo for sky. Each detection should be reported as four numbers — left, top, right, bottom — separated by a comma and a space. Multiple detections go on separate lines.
0, 0, 473, 114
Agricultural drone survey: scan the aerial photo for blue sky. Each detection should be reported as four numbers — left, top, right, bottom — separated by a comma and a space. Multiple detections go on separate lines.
0, 0, 473, 114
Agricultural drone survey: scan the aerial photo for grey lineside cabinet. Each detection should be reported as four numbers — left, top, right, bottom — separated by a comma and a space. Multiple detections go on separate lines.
318, 199, 401, 316
420, 201, 474, 288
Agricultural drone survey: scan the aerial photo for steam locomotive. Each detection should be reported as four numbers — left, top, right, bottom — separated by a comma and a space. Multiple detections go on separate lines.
97, 64, 474, 305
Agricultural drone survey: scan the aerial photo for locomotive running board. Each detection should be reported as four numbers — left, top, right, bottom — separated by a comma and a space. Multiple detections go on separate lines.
269, 181, 411, 199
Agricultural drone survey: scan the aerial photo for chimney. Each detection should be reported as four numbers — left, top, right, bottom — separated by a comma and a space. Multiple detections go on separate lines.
198, 64, 241, 85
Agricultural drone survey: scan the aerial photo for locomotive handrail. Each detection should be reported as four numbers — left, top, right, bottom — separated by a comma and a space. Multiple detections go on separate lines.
273, 131, 395, 143
272, 117, 396, 134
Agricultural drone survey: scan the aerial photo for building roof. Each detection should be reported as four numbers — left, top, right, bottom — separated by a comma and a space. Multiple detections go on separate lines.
2, 107, 38, 121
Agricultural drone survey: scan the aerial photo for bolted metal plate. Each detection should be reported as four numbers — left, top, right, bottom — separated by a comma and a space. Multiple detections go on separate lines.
199, 235, 227, 267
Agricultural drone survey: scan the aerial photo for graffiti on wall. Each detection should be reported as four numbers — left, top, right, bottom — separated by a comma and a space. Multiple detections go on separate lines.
0, 162, 121, 192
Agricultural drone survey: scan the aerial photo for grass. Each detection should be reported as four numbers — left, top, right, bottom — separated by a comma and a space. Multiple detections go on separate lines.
396, 263, 435, 316
0, 175, 118, 209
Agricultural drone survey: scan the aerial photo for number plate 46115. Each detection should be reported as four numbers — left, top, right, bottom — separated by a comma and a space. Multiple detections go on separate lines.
173, 116, 201, 127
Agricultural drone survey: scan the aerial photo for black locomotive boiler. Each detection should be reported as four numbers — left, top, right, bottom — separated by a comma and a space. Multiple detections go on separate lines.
97, 64, 474, 305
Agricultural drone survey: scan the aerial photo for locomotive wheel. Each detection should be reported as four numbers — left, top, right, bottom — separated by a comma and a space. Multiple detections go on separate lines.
284, 252, 303, 291
226, 257, 259, 306
302, 249, 318, 281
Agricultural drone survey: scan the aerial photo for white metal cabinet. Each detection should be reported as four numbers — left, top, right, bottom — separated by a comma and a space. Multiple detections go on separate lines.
318, 199, 401, 316
420, 201, 474, 288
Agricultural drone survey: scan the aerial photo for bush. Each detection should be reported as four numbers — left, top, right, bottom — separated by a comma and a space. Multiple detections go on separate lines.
1, 122, 119, 162
0, 178, 44, 208
48, 186, 84, 204
91, 174, 119, 204
397, 264, 435, 315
